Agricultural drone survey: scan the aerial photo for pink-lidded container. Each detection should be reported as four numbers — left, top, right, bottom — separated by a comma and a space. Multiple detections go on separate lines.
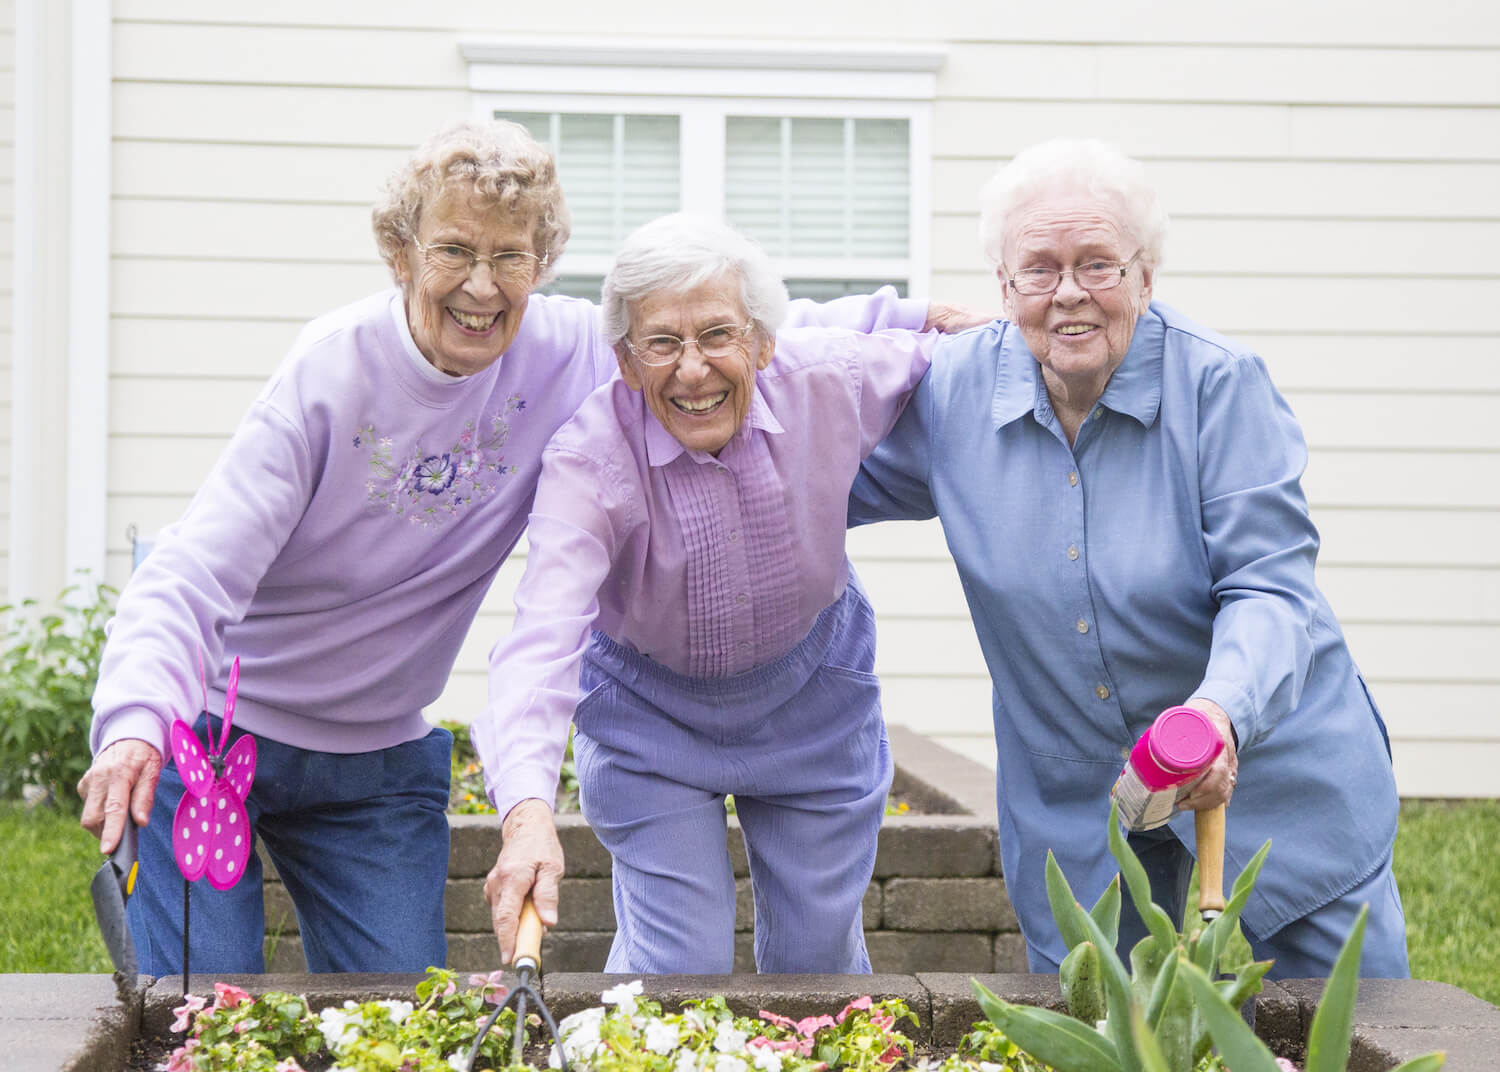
1111, 706, 1225, 830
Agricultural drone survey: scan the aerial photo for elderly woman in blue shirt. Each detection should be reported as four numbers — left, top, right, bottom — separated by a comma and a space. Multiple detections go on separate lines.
850, 138, 1408, 979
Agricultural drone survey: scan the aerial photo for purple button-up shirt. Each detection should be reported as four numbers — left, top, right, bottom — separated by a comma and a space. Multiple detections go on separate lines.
474, 326, 933, 818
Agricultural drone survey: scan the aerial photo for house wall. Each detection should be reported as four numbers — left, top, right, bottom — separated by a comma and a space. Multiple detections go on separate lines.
0, 0, 12, 605
95, 1, 1499, 794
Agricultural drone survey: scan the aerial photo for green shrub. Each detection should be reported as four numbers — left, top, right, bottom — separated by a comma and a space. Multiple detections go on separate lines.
0, 577, 116, 809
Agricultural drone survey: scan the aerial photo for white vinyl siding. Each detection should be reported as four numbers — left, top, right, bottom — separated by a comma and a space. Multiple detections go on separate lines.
0, 3, 11, 604
63, 3, 1495, 797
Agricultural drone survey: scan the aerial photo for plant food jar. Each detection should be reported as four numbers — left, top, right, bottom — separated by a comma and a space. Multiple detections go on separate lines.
1110, 706, 1225, 831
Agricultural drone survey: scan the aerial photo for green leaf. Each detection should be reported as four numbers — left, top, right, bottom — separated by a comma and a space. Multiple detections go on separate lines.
1046, 849, 1092, 950
971, 980, 1123, 1072
1305, 903, 1367, 1072
1076, 891, 1148, 1072
1389, 1054, 1447, 1071
1062, 942, 1108, 1025
1142, 947, 1179, 1030
1127, 1001, 1171, 1072
1107, 801, 1178, 954
1090, 875, 1122, 948
1175, 959, 1283, 1072
1206, 839, 1272, 971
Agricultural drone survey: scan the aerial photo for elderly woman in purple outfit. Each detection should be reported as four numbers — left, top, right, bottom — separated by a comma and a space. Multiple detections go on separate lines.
472, 213, 935, 973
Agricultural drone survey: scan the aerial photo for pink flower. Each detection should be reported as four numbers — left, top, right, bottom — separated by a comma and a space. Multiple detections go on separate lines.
439, 979, 457, 998
212, 982, 251, 1011
836, 996, 873, 1024
469, 970, 509, 1006
758, 1011, 797, 1031
795, 1014, 836, 1037
1275, 1061, 1299, 1072
170, 993, 207, 1033
164, 1038, 199, 1071
274, 1060, 307, 1072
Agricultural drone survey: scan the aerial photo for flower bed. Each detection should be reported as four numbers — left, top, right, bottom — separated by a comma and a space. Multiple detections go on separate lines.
92, 969, 1478, 1072
9, 969, 1495, 1072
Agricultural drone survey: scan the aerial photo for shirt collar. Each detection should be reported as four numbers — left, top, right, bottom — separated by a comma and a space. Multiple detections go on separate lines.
641, 376, 785, 468
991, 304, 1166, 431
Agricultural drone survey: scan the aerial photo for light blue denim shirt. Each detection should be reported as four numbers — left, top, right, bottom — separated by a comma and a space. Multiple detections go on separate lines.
850, 301, 1397, 962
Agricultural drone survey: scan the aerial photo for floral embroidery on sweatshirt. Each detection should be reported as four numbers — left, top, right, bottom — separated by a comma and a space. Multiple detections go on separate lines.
354, 395, 525, 525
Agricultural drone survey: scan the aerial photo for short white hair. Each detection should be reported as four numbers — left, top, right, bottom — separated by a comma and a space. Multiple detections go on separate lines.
602, 213, 789, 346
978, 139, 1168, 272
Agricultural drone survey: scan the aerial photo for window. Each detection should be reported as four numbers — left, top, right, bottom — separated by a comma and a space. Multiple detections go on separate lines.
462, 37, 943, 302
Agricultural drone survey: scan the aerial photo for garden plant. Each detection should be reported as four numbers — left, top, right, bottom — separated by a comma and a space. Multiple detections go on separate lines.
0, 578, 116, 806
973, 802, 1445, 1072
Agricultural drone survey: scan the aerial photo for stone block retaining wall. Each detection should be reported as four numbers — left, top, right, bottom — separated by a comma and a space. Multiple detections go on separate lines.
262, 726, 1020, 974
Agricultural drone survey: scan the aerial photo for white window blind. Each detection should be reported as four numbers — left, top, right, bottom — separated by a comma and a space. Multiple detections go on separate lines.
725, 116, 909, 261
502, 111, 681, 256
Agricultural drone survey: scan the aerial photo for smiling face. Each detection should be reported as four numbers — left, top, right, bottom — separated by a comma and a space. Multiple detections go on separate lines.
616, 276, 771, 457
394, 184, 542, 377
999, 193, 1153, 403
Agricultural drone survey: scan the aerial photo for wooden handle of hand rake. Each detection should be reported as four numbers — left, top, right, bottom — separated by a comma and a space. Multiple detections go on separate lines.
514, 895, 545, 971
1196, 804, 1227, 916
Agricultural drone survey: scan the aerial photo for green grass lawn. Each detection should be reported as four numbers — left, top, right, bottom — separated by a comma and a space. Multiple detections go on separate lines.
4, 799, 1498, 1005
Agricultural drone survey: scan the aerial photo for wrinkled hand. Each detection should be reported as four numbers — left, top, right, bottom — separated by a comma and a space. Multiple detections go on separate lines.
485, 797, 565, 965
1174, 699, 1239, 812
923, 301, 999, 334
78, 739, 164, 854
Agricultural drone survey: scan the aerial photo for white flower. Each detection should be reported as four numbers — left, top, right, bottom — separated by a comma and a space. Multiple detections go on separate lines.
716, 1057, 748, 1072
683, 1008, 708, 1032
674, 1049, 701, 1072
551, 1006, 607, 1067
749, 1043, 783, 1072
714, 1023, 749, 1053
379, 999, 414, 1025
645, 1018, 681, 1054
317, 1003, 362, 1050
602, 979, 644, 1015
978, 1064, 1003, 1072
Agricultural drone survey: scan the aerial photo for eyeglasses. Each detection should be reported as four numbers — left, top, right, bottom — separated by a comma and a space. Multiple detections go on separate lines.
414, 240, 545, 281
1005, 250, 1143, 295
625, 323, 755, 367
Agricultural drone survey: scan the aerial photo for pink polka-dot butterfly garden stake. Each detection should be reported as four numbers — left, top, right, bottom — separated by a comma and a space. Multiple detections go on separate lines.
168, 649, 256, 992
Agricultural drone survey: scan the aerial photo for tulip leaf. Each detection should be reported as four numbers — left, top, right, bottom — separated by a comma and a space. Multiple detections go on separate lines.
1107, 802, 1178, 954
1305, 904, 1367, 1072
971, 979, 1123, 1072
1389, 1054, 1447, 1071
1176, 959, 1283, 1072
1046, 850, 1092, 950
1062, 942, 1108, 1025
1090, 875, 1122, 947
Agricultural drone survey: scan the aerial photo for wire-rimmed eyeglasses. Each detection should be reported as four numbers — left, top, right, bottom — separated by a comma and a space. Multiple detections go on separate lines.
625, 323, 755, 367
414, 240, 545, 281
1004, 250, 1143, 295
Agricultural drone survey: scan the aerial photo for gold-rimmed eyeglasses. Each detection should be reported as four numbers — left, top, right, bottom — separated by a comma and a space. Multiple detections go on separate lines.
1005, 250, 1143, 295
625, 323, 755, 367
414, 240, 545, 281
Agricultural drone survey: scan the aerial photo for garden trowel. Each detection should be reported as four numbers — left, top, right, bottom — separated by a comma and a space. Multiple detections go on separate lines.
90, 814, 140, 977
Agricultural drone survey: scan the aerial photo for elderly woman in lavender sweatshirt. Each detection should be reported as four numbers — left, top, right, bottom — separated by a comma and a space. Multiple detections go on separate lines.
76, 120, 953, 976
471, 213, 934, 974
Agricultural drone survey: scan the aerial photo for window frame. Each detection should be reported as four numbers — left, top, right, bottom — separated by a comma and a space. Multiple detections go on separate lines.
460, 36, 943, 296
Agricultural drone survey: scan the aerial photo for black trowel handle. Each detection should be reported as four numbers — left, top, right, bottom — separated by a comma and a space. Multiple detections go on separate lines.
111, 814, 140, 898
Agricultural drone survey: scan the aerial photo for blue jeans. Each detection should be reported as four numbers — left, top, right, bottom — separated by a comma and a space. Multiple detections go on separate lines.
126, 716, 452, 974
1113, 825, 1409, 979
